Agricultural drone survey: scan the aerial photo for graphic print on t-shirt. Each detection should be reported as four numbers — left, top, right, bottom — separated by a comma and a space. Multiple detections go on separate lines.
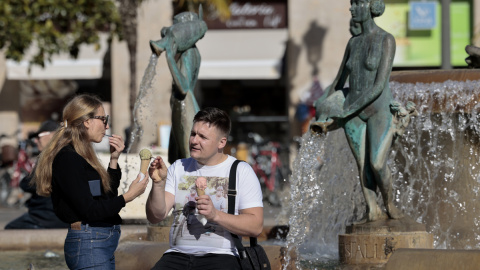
171, 175, 229, 247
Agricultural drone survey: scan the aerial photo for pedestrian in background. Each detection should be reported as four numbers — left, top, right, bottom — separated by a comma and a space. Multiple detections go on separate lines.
5, 120, 68, 229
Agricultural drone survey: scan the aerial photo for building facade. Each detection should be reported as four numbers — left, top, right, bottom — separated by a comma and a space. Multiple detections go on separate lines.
1, 0, 479, 163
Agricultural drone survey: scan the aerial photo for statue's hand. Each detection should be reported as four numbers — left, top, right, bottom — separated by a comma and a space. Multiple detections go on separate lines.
465, 45, 480, 68
328, 112, 345, 121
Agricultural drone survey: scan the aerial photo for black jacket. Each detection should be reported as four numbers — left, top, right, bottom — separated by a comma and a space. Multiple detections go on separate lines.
20, 173, 68, 228
51, 144, 126, 227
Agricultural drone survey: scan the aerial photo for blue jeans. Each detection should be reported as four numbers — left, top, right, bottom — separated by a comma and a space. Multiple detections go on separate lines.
64, 224, 121, 270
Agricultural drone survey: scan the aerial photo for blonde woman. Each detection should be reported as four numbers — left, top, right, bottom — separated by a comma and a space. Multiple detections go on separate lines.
34, 94, 148, 270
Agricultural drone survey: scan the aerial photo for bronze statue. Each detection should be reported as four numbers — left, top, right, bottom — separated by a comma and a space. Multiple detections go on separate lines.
150, 6, 207, 164
311, 0, 417, 222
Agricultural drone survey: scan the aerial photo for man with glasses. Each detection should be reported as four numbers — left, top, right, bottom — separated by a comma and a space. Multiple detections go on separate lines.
5, 120, 68, 229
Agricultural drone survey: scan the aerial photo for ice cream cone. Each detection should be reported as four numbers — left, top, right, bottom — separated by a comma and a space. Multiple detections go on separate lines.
139, 148, 152, 175
196, 188, 205, 196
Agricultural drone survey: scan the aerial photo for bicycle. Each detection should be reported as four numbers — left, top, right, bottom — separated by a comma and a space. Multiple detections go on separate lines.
246, 133, 290, 207
0, 133, 35, 207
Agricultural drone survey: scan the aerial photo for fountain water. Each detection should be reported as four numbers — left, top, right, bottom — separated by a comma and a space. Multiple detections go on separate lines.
281, 70, 480, 269
125, 53, 159, 156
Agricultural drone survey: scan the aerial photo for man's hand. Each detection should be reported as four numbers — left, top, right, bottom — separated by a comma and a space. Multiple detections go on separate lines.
196, 195, 217, 221
148, 156, 168, 183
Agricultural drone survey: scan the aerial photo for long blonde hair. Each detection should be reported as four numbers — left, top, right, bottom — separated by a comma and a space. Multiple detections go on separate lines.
34, 94, 111, 196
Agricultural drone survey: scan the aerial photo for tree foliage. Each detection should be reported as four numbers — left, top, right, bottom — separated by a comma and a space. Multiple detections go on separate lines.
174, 0, 231, 21
0, 0, 121, 68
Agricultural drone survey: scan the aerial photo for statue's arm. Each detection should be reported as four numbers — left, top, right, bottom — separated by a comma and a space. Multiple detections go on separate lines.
314, 41, 351, 107
342, 34, 395, 118
165, 46, 200, 97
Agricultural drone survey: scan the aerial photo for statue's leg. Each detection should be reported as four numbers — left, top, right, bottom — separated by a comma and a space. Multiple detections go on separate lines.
344, 117, 383, 222
180, 121, 192, 159
168, 129, 179, 165
367, 112, 404, 219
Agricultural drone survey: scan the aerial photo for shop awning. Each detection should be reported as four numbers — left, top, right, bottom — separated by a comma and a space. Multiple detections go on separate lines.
196, 29, 288, 79
6, 35, 108, 80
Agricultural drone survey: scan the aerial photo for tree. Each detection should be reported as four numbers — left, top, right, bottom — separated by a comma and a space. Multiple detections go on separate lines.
174, 0, 231, 20
0, 0, 121, 69
117, 0, 142, 128
0, 0, 230, 129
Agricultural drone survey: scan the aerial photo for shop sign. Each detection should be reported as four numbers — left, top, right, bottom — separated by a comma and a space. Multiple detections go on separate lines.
409, 1, 437, 30
205, 1, 287, 30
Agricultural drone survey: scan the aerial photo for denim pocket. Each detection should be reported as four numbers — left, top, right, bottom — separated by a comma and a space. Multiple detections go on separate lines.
64, 238, 81, 269
93, 230, 113, 242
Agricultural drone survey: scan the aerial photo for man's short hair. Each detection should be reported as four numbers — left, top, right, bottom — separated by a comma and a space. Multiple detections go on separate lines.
193, 107, 231, 137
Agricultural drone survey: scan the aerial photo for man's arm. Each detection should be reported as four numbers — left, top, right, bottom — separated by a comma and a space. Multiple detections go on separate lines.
196, 163, 264, 237
196, 195, 263, 237
216, 206, 263, 237
146, 182, 175, 223
145, 156, 175, 223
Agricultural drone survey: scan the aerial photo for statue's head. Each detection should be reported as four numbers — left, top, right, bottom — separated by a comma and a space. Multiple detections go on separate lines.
369, 0, 385, 18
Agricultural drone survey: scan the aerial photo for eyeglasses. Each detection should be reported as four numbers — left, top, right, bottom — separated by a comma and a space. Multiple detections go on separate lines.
92, 115, 109, 127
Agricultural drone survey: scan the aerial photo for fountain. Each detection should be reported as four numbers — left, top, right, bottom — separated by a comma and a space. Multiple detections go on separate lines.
4, 2, 480, 270
281, 68, 480, 269
306, 0, 436, 266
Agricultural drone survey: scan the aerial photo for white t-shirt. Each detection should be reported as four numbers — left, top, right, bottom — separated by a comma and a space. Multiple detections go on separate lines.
164, 155, 263, 256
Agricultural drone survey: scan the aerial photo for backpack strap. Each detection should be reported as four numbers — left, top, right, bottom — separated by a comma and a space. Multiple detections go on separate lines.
227, 160, 257, 259
227, 160, 241, 212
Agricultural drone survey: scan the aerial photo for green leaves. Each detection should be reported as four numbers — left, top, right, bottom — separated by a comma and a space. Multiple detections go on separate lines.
0, 0, 122, 69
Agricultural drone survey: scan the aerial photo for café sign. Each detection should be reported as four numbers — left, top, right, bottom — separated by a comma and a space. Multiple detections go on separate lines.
206, 1, 287, 30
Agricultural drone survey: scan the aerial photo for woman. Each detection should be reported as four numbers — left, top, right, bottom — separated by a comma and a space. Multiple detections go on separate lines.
34, 94, 149, 269
314, 0, 403, 222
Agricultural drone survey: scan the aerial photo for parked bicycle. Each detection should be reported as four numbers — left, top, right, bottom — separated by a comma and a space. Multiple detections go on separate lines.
0, 133, 35, 207
245, 132, 290, 207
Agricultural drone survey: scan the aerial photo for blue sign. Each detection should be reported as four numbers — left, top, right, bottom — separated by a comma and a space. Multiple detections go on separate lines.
409, 2, 437, 30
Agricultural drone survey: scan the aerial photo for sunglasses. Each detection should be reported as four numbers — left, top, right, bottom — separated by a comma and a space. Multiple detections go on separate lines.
92, 115, 109, 127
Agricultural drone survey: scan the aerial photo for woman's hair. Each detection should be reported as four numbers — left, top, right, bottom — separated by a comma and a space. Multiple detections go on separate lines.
370, 0, 385, 18
34, 94, 111, 196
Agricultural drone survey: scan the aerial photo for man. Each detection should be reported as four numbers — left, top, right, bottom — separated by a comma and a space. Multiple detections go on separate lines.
146, 107, 263, 269
5, 120, 68, 229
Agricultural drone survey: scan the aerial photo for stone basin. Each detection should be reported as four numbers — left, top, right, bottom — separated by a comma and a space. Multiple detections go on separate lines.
0, 225, 294, 270
390, 69, 480, 113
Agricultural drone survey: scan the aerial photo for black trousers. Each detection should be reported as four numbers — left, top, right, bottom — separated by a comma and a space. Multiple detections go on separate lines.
5, 213, 43, 229
151, 252, 242, 270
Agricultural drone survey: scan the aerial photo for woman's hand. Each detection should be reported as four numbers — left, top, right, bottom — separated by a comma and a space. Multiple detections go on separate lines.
148, 156, 168, 183
123, 174, 149, 203
109, 135, 125, 160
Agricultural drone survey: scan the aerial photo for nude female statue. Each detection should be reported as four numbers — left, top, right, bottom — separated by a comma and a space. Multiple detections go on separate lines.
150, 7, 207, 164
311, 0, 416, 222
